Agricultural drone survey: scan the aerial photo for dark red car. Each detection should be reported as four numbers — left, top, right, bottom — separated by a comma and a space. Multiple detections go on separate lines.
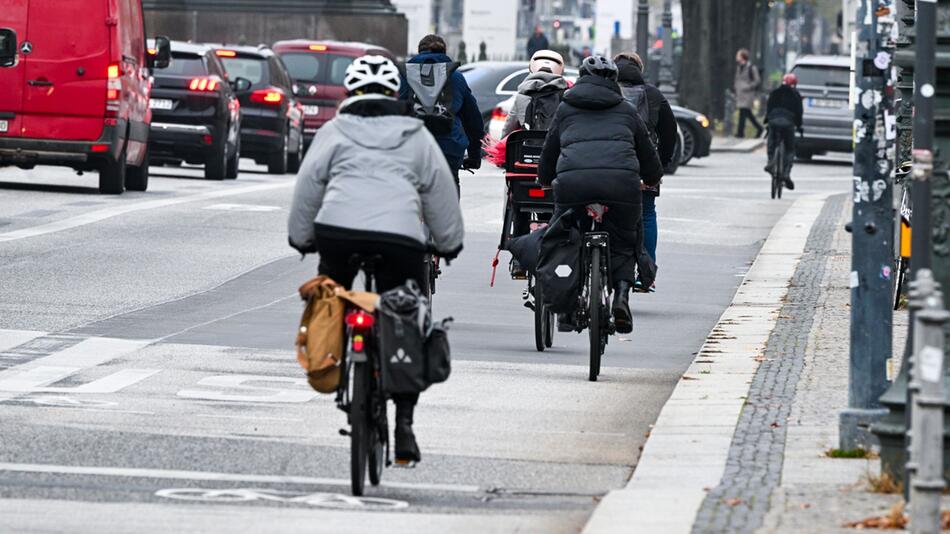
272, 40, 393, 147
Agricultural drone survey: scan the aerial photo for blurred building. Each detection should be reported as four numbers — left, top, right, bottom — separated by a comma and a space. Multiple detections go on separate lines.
142, 0, 409, 55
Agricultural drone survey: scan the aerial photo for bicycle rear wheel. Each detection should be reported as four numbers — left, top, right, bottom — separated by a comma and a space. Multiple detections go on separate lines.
349, 361, 370, 496
588, 248, 603, 382
534, 277, 546, 352
368, 413, 385, 486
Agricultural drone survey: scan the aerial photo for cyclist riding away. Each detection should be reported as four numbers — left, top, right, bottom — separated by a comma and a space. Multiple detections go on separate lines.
288, 55, 464, 465
501, 49, 569, 137
538, 55, 663, 334
614, 51, 678, 293
401, 34, 484, 189
764, 73, 803, 190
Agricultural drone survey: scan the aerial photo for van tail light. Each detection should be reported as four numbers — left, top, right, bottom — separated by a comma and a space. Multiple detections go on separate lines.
105, 63, 121, 117
215, 49, 237, 58
491, 107, 507, 122
528, 188, 546, 198
250, 88, 284, 105
345, 310, 375, 329
188, 77, 219, 92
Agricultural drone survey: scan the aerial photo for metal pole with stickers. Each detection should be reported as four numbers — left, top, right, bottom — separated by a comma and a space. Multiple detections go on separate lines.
839, 0, 897, 450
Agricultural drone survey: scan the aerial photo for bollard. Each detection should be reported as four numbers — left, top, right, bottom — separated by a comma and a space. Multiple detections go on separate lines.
908, 270, 949, 534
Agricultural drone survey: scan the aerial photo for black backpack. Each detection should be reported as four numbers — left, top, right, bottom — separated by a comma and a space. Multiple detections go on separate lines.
404, 61, 459, 137
523, 88, 562, 131
537, 209, 583, 314
621, 84, 659, 148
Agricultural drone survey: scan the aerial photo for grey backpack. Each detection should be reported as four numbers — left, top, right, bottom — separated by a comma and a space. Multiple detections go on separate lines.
621, 84, 659, 148
405, 61, 459, 136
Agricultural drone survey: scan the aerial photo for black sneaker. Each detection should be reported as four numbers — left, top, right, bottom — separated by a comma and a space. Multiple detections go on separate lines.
612, 282, 633, 334
557, 313, 576, 332
395, 421, 421, 465
784, 177, 795, 190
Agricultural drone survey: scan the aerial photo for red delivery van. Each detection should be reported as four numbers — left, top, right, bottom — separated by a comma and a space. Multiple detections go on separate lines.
0, 0, 169, 194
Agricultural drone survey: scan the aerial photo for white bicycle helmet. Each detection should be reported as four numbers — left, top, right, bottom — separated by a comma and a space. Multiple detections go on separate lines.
343, 55, 401, 96
530, 50, 565, 75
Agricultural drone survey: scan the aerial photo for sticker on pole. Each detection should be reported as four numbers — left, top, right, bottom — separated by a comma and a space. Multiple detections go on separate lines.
156, 488, 409, 510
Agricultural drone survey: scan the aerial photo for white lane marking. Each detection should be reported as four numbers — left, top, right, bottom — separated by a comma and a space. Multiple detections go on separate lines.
0, 337, 152, 402
203, 203, 282, 212
0, 463, 483, 494
177, 374, 317, 404
196, 414, 303, 422
155, 488, 409, 510
0, 329, 46, 353
0, 181, 293, 243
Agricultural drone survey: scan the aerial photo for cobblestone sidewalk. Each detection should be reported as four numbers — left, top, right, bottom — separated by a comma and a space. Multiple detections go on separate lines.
695, 196, 915, 533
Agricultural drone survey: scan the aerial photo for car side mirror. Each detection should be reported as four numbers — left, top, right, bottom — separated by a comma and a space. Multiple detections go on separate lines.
148, 36, 171, 70
231, 77, 252, 92
0, 28, 17, 68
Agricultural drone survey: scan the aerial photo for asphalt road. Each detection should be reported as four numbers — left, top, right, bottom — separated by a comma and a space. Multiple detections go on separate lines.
0, 150, 851, 533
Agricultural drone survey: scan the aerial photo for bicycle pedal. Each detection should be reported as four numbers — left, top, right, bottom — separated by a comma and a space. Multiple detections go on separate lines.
338, 428, 350, 436
524, 301, 536, 311
393, 459, 417, 469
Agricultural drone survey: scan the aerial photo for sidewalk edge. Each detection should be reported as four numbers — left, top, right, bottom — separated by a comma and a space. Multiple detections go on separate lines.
581, 193, 833, 534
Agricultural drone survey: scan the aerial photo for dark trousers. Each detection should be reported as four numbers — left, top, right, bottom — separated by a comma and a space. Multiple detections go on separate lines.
736, 108, 763, 138
315, 236, 425, 417
767, 118, 796, 178
553, 203, 643, 286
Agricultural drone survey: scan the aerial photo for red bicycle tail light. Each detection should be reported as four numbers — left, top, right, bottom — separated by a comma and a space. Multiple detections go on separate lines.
345, 311, 375, 329
528, 188, 546, 198
250, 88, 284, 105
351, 334, 365, 353
188, 77, 219, 92
491, 107, 507, 121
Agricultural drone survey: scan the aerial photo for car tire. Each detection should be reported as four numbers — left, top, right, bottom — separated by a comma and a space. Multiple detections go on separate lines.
125, 148, 150, 192
225, 138, 240, 180
99, 147, 126, 195
287, 130, 304, 174
677, 121, 696, 166
205, 139, 228, 181
267, 131, 289, 175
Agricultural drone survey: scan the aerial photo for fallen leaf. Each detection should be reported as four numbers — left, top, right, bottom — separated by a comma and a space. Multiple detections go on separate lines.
682, 375, 699, 381
724, 498, 744, 506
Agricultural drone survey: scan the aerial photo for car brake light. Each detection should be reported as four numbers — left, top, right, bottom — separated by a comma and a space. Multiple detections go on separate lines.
491, 107, 507, 121
189, 77, 219, 92
352, 334, 365, 353
215, 50, 237, 57
90, 144, 109, 153
308, 44, 328, 51
105, 63, 121, 117
345, 310, 375, 329
250, 88, 284, 105
528, 188, 546, 198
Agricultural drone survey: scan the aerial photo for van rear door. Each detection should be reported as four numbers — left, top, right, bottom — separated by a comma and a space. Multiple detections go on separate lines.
0, 0, 29, 138
21, 0, 109, 141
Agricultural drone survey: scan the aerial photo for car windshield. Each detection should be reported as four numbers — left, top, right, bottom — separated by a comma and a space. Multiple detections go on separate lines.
280, 52, 354, 85
164, 53, 206, 76
792, 65, 850, 87
219, 57, 266, 85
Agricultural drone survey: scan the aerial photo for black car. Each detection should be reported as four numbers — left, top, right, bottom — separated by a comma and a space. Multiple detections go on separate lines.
211, 45, 305, 174
149, 42, 243, 180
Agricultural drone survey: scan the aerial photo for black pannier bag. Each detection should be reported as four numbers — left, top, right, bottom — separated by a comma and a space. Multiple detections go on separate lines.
378, 280, 430, 394
424, 318, 453, 385
537, 209, 583, 313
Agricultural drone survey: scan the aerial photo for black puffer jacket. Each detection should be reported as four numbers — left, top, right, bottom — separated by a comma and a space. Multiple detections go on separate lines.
766, 85, 804, 128
538, 75, 663, 206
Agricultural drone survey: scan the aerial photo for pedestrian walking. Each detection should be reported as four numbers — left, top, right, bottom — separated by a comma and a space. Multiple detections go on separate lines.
734, 48, 763, 138
527, 25, 550, 59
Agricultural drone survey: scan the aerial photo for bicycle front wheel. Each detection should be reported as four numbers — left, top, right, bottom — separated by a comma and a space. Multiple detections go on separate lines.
349, 361, 370, 496
588, 248, 603, 382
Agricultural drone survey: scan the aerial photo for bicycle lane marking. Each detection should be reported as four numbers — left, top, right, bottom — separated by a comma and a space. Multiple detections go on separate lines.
154, 488, 409, 510
0, 180, 294, 243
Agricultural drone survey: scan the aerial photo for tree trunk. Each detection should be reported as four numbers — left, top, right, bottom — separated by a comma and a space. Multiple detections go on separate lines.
680, 0, 767, 120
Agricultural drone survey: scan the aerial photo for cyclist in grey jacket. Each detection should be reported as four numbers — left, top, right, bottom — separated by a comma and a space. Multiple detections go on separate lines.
288, 56, 464, 464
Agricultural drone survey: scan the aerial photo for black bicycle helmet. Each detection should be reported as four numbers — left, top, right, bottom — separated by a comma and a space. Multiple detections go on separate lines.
579, 55, 619, 80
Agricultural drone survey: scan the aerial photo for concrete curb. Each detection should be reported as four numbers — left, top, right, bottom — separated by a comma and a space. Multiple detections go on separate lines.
710, 138, 766, 153
581, 194, 833, 534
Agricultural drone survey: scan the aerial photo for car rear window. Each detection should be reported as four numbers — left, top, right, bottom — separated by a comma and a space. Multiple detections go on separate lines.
165, 53, 206, 76
219, 57, 267, 85
280, 53, 355, 86
792, 65, 850, 87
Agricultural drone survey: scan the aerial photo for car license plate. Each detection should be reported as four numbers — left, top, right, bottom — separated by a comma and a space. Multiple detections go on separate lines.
0, 120, 7, 133
150, 99, 173, 110
303, 105, 320, 116
808, 97, 844, 109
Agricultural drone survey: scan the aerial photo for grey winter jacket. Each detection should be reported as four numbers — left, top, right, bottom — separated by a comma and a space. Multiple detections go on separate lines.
288, 102, 464, 256
734, 62, 761, 109
501, 72, 569, 138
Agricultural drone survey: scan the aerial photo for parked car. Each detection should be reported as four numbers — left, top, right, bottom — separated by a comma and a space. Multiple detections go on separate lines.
272, 40, 393, 147
0, 1, 169, 194
209, 44, 304, 174
149, 42, 243, 180
791, 55, 852, 160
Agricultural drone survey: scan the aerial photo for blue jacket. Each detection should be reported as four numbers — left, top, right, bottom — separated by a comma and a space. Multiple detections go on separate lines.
400, 52, 484, 163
